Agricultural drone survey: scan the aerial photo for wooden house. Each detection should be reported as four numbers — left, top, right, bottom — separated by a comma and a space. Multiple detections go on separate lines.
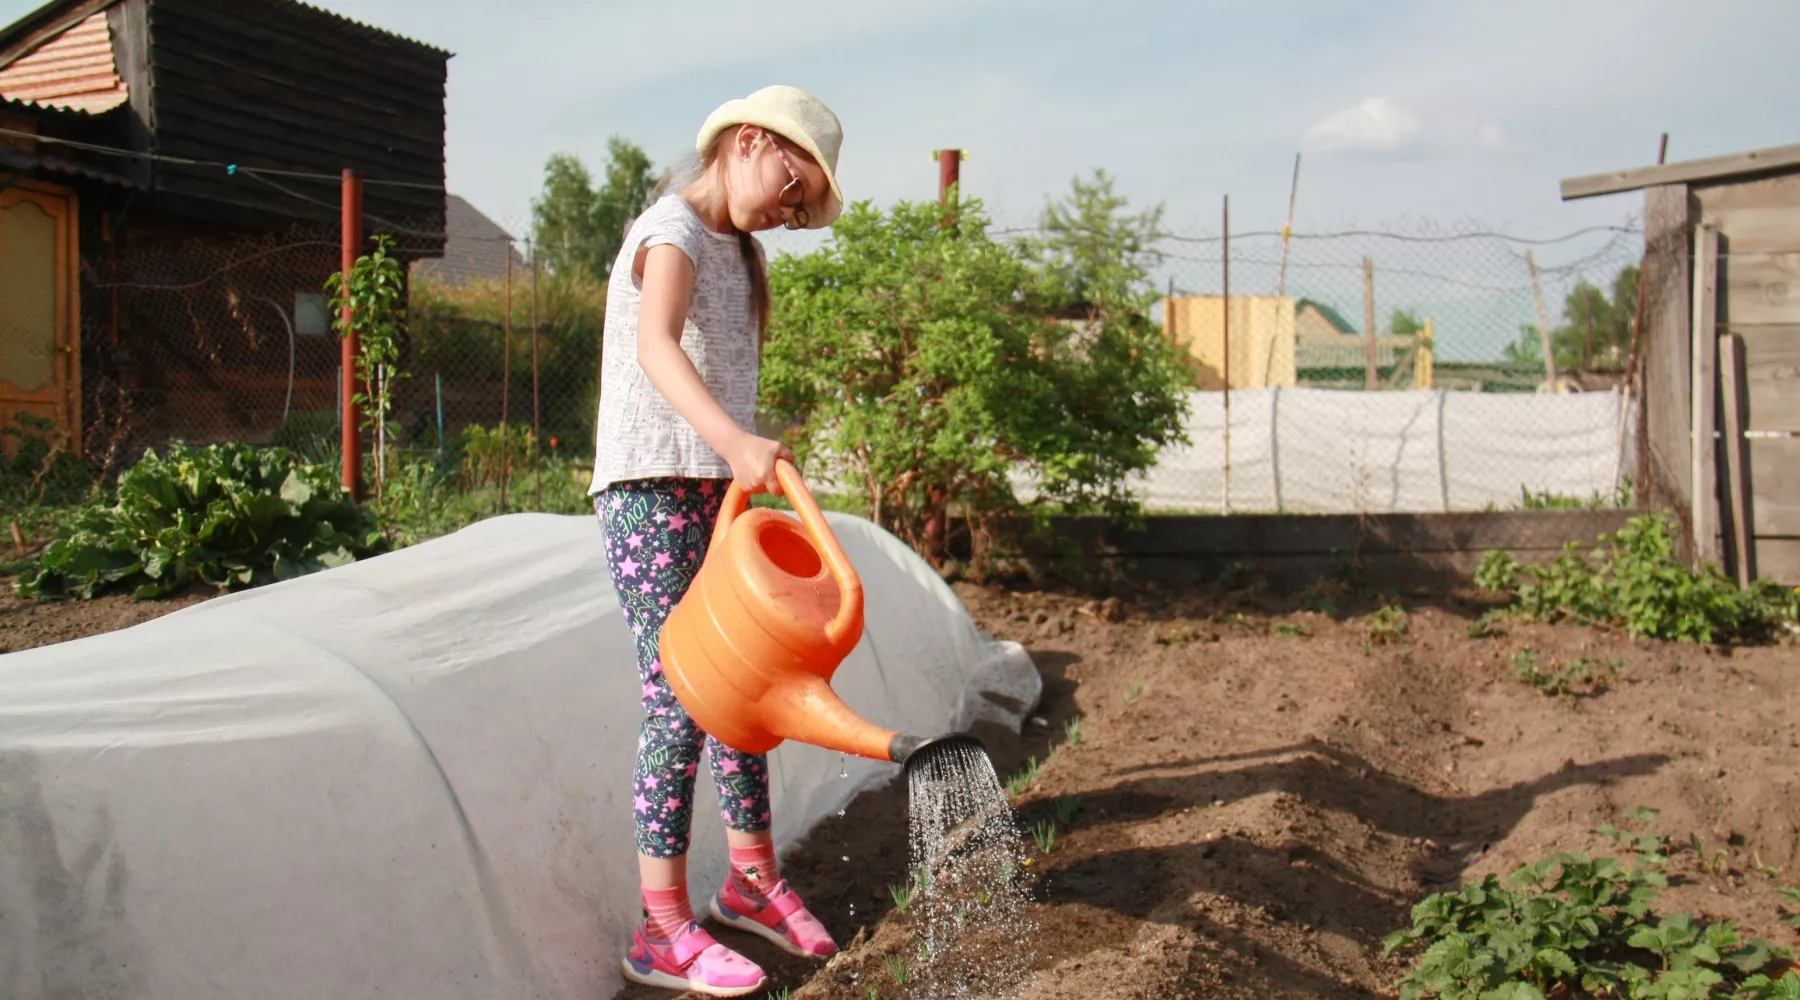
1563, 142, 1800, 583
0, 0, 448, 456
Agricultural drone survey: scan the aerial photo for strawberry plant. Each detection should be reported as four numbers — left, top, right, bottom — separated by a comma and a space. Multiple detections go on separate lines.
1384, 852, 1792, 999
1476, 514, 1798, 644
1514, 650, 1622, 698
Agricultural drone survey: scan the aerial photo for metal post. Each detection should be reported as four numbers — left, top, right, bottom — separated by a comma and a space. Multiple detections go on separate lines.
937, 149, 961, 206
340, 169, 363, 501
500, 245, 512, 514
1363, 255, 1377, 391
1527, 250, 1558, 386
1222, 194, 1231, 514
1275, 152, 1301, 298
434, 371, 445, 471
531, 240, 542, 511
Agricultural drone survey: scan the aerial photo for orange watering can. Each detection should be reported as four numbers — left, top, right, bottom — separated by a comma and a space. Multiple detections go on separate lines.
659, 460, 973, 766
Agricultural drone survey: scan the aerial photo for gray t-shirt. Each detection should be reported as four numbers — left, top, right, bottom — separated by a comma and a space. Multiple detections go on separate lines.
589, 195, 761, 492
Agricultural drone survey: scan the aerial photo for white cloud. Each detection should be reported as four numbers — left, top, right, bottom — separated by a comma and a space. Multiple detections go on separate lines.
1303, 98, 1421, 153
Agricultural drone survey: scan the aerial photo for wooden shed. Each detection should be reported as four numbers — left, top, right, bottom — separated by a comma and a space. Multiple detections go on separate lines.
0, 0, 449, 456
1563, 143, 1800, 584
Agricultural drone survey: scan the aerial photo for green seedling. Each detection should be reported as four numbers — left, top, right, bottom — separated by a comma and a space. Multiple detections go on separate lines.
1005, 756, 1042, 797
1466, 609, 1504, 639
1595, 807, 1671, 867
1778, 887, 1800, 929
1063, 714, 1084, 747
1121, 681, 1147, 708
1515, 650, 1621, 698
1272, 620, 1310, 638
884, 952, 910, 986
1055, 795, 1082, 825
1690, 833, 1730, 874
764, 990, 792, 1000
888, 878, 916, 914
1364, 604, 1408, 646
1031, 820, 1057, 854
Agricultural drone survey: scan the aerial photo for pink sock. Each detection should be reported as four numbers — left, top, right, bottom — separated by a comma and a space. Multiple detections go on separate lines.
728, 843, 780, 900
642, 884, 693, 940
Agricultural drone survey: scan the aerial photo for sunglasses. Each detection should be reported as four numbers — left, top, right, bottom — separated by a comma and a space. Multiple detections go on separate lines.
767, 136, 810, 231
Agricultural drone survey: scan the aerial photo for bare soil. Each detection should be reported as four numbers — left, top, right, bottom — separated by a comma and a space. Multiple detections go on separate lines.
0, 575, 209, 654
7, 572, 1797, 1000
640, 582, 1800, 1000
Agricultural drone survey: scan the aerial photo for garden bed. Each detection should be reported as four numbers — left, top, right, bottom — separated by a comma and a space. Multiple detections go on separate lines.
645, 581, 1799, 1000
6, 568, 1796, 1000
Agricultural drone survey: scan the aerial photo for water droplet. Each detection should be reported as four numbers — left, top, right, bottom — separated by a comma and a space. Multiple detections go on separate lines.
838, 753, 848, 779
841, 855, 849, 862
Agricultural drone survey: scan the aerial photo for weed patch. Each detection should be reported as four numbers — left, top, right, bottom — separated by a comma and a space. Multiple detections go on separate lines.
1365, 604, 1409, 647
1476, 513, 1798, 644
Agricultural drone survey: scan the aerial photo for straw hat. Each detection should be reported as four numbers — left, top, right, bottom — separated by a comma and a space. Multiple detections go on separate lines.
696, 85, 844, 229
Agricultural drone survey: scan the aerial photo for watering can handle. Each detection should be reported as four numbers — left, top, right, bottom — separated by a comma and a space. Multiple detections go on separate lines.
713, 461, 864, 649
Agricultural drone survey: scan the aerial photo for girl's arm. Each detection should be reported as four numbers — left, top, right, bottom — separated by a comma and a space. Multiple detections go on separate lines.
636, 243, 793, 494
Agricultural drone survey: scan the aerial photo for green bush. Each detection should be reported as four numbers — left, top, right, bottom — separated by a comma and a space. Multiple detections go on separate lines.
761, 173, 1190, 567
1475, 513, 1798, 644
1384, 852, 1795, 999
17, 442, 385, 600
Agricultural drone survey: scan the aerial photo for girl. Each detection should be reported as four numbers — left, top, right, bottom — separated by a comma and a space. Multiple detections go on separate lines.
589, 85, 845, 997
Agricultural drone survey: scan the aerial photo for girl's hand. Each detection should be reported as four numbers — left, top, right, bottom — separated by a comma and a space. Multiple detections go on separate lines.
725, 433, 797, 496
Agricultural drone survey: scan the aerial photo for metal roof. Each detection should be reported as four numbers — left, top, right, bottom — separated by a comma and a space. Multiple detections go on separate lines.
0, 9, 126, 113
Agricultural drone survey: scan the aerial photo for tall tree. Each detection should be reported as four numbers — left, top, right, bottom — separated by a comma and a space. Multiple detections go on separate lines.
530, 153, 602, 281
1032, 169, 1166, 311
592, 137, 657, 279
529, 138, 657, 284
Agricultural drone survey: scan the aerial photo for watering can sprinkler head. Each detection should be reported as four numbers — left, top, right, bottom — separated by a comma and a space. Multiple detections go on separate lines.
892, 731, 988, 773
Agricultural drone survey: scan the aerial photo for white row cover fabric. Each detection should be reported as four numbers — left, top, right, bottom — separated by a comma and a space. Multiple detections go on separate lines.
1121, 387, 1632, 513
0, 513, 1039, 1000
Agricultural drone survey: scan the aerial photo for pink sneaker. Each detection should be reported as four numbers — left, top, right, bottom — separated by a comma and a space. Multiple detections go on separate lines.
709, 878, 839, 958
620, 920, 767, 997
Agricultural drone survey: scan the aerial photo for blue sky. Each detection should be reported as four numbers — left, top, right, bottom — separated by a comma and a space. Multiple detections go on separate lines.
5, 0, 1796, 255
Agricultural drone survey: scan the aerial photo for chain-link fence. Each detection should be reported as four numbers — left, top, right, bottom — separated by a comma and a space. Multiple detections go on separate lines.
78, 220, 603, 498
1118, 223, 1645, 514
76, 212, 1646, 520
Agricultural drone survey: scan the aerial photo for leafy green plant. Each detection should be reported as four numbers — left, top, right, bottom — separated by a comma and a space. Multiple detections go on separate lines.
1063, 714, 1084, 747
1031, 820, 1058, 854
1384, 851, 1789, 1000
17, 443, 385, 600
1121, 681, 1147, 707
1055, 795, 1082, 825
1475, 513, 1799, 644
327, 233, 409, 500
1777, 887, 1800, 930
761, 178, 1190, 568
1366, 604, 1409, 646
1596, 807, 1672, 868
1513, 651, 1622, 698
1274, 620, 1311, 638
457, 423, 537, 491
885, 951, 910, 985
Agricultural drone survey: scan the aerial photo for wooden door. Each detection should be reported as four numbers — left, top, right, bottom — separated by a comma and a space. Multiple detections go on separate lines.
0, 181, 80, 458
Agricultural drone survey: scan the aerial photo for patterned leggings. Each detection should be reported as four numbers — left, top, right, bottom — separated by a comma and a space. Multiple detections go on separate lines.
596, 478, 772, 859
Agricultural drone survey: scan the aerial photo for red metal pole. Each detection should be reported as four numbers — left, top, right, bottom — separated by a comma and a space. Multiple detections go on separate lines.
937, 149, 961, 206
340, 169, 363, 502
